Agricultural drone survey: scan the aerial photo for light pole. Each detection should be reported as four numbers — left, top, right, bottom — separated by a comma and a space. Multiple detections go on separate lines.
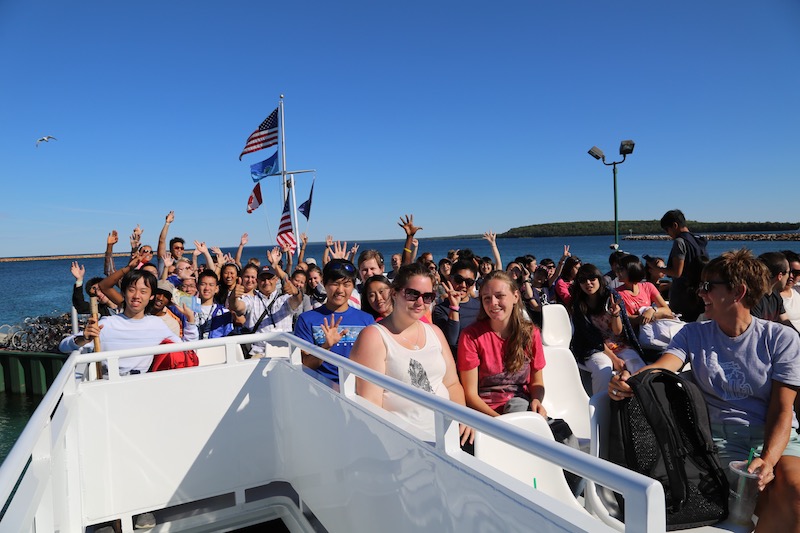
588, 140, 635, 249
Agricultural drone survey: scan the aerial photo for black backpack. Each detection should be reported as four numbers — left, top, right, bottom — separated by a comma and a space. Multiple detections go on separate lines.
608, 369, 729, 530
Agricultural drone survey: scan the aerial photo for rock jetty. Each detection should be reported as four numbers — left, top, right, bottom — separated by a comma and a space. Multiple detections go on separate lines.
624, 233, 800, 242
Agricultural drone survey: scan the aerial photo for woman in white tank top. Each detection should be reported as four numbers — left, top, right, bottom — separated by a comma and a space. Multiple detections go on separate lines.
351, 263, 474, 444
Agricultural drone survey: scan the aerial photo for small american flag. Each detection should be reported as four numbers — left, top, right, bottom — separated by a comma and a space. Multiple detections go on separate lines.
276, 196, 297, 252
239, 108, 279, 160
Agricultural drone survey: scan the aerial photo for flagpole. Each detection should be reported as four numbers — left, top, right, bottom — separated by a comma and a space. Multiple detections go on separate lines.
279, 95, 288, 214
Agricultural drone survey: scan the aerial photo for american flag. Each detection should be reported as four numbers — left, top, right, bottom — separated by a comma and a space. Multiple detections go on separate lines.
276, 196, 297, 252
239, 108, 279, 160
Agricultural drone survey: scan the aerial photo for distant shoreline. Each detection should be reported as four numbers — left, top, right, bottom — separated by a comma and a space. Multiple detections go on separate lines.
3, 230, 800, 262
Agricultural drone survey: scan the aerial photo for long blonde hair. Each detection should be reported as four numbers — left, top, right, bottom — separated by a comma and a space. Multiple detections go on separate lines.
477, 270, 534, 374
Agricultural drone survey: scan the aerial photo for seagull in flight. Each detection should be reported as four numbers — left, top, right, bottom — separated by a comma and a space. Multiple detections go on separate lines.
35, 136, 57, 147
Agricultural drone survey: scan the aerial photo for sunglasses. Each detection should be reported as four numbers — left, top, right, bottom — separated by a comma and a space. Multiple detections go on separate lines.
402, 288, 436, 304
140, 249, 153, 254
791, 270, 800, 277
698, 280, 727, 292
173, 246, 184, 250
452, 274, 476, 287
577, 275, 599, 284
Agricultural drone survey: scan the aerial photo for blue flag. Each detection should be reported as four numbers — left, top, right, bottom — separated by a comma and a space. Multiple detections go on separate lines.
298, 179, 314, 220
250, 151, 280, 182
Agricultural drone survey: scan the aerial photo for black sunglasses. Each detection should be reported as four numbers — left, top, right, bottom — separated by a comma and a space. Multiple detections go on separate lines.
698, 280, 727, 292
791, 270, 800, 277
452, 274, 476, 287
402, 288, 436, 304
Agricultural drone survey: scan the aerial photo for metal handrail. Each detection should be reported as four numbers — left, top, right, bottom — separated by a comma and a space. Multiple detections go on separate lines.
0, 331, 666, 532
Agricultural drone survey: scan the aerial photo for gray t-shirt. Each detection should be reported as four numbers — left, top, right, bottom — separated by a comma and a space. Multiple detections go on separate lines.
666, 318, 800, 427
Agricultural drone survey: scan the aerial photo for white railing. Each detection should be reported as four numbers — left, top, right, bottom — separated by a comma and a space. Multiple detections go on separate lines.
0, 332, 666, 532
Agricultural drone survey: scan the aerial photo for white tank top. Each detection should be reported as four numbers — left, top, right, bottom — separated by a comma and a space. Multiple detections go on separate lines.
374, 322, 450, 436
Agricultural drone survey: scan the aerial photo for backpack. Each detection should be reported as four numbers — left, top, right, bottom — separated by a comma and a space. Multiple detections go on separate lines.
608, 369, 728, 530
151, 338, 199, 371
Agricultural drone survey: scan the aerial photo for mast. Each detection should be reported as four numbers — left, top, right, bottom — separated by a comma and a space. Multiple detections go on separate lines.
277, 95, 315, 256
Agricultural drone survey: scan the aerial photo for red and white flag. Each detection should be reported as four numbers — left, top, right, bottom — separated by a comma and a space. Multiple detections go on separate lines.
276, 196, 297, 252
246, 183, 263, 213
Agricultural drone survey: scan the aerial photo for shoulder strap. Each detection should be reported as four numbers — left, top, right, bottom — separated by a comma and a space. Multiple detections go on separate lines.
630, 369, 689, 510
251, 293, 271, 331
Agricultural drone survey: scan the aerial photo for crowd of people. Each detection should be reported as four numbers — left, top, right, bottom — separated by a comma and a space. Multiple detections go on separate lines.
60, 208, 800, 530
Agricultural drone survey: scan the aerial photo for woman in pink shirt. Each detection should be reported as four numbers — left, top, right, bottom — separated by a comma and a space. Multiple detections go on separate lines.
457, 270, 546, 416
615, 255, 674, 327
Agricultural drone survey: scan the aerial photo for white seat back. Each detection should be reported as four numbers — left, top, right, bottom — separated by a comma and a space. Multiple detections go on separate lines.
541, 304, 573, 347
474, 412, 591, 516
541, 346, 590, 440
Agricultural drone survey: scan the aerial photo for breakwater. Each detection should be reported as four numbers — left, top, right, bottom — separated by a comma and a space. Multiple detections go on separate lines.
624, 233, 800, 242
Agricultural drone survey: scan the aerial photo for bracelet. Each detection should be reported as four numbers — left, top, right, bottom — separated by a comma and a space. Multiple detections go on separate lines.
404, 248, 412, 253
449, 305, 460, 312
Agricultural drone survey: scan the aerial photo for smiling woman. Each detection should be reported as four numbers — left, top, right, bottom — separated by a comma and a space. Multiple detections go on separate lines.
456, 270, 546, 418
350, 263, 474, 445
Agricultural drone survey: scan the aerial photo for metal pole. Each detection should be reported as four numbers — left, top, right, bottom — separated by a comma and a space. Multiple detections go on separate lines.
612, 162, 619, 248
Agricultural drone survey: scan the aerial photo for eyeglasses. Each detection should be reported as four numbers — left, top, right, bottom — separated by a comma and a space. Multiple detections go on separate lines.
173, 246, 184, 250
577, 275, 599, 284
402, 288, 436, 304
791, 270, 800, 277
452, 274, 476, 287
140, 249, 153, 254
697, 280, 728, 292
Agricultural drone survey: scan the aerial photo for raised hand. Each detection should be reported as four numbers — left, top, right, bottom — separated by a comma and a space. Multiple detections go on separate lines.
128, 251, 143, 269
398, 214, 422, 237
325, 235, 334, 247
222, 253, 235, 265
321, 315, 347, 348
483, 230, 497, 245
348, 243, 359, 260
129, 231, 141, 250
239, 233, 248, 246
70, 261, 86, 281
300, 232, 308, 246
162, 253, 175, 270
165, 211, 175, 224
562, 245, 571, 260
411, 238, 419, 249
194, 241, 208, 254
331, 241, 348, 259
280, 241, 292, 254
107, 230, 119, 246
132, 224, 143, 238
266, 246, 282, 266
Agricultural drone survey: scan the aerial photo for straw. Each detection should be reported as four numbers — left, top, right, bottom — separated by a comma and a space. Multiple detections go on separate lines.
747, 448, 755, 467
533, 478, 537, 489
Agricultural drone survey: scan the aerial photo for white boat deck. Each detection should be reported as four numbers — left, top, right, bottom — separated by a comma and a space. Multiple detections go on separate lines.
0, 332, 747, 532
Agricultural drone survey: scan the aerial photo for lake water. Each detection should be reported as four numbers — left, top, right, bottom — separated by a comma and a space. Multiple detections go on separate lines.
0, 234, 793, 327
0, 233, 793, 463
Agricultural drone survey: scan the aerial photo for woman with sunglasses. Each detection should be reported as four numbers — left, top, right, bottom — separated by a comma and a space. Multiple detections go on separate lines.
611, 250, 800, 530
350, 263, 473, 445
570, 264, 645, 394
457, 270, 546, 417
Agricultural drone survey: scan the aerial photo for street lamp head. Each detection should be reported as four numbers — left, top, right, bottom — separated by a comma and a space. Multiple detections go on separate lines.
619, 140, 635, 156
588, 146, 604, 160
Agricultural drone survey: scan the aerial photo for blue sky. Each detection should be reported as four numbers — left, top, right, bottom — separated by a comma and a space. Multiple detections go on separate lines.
1, 1, 799, 257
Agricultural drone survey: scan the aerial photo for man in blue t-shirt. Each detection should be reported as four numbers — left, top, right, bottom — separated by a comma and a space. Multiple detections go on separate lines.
294, 259, 374, 383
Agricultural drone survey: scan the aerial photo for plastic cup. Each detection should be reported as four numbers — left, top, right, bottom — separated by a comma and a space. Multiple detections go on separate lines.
728, 460, 759, 525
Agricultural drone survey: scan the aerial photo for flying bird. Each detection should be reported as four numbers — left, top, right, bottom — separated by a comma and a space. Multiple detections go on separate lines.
35, 136, 57, 147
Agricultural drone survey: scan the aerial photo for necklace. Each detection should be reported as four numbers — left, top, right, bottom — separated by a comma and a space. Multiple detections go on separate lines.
397, 321, 421, 350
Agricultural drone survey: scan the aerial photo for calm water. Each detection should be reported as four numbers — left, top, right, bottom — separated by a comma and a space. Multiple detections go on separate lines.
0, 233, 793, 463
0, 234, 793, 327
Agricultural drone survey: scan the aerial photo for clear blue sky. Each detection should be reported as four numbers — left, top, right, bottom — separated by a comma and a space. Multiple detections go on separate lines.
1, 1, 799, 257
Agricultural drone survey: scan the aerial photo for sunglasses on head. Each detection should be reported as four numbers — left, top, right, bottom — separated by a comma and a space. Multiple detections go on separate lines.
402, 288, 436, 304
452, 274, 476, 287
